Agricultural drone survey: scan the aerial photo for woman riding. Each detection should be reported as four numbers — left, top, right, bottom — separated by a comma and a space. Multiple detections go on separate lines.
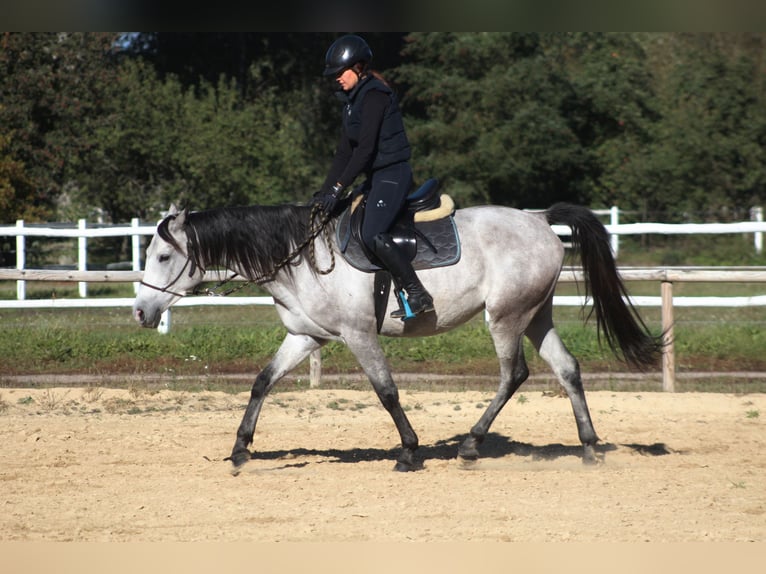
312, 34, 434, 319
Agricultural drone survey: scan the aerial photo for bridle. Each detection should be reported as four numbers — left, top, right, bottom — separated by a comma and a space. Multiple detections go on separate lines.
138, 254, 195, 298
138, 204, 336, 299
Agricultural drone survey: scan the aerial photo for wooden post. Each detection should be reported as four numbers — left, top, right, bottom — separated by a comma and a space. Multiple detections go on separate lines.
309, 349, 322, 388
661, 281, 675, 392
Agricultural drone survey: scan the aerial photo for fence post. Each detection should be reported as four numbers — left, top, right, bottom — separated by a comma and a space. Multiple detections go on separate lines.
661, 281, 675, 392
309, 349, 322, 388
15, 219, 25, 300
78, 218, 87, 297
751, 206, 763, 255
131, 217, 141, 295
610, 206, 619, 257
158, 309, 171, 334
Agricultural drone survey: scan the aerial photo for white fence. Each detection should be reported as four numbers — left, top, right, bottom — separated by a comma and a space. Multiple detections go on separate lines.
2, 208, 766, 391
2, 217, 147, 300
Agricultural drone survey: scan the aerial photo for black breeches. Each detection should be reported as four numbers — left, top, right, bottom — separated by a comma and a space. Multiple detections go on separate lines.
360, 162, 413, 252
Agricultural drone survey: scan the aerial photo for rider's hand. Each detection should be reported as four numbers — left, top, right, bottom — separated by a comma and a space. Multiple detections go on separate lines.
318, 193, 339, 214
313, 183, 344, 214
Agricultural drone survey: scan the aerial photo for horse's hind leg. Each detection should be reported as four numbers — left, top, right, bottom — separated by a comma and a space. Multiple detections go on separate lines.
526, 307, 599, 463
458, 327, 529, 462
229, 333, 322, 473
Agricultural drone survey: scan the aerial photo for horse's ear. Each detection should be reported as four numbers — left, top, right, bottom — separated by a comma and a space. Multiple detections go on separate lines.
168, 203, 179, 216
167, 206, 189, 233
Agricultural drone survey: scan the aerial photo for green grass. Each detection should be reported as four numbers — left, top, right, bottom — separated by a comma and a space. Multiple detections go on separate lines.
1, 296, 765, 385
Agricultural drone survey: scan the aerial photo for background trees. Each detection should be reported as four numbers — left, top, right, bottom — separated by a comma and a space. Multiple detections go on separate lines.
1, 32, 764, 223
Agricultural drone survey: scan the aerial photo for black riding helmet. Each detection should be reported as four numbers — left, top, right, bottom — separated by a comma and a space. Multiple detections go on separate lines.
323, 34, 373, 77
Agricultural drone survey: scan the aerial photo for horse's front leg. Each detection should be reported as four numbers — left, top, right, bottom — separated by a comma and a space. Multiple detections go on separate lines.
229, 333, 322, 474
346, 336, 420, 472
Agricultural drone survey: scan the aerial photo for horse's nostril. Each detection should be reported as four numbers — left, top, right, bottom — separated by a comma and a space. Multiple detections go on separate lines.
135, 308, 144, 322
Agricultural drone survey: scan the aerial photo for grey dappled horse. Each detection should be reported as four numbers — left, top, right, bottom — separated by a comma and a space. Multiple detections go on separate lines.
133, 202, 663, 472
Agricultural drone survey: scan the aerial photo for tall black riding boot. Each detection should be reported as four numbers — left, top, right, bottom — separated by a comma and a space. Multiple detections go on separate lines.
372, 233, 434, 319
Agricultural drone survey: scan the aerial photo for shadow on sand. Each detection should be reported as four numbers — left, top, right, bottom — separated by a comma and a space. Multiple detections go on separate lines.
242, 433, 674, 470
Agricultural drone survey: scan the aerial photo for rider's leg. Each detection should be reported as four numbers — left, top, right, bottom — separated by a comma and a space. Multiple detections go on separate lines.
371, 232, 434, 317
361, 164, 434, 318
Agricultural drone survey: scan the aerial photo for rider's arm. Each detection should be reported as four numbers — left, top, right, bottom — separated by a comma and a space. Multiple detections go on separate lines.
320, 130, 353, 194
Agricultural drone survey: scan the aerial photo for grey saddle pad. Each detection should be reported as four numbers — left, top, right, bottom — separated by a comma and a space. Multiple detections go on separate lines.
336, 209, 461, 273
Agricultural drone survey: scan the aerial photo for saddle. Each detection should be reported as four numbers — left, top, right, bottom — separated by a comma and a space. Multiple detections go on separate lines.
336, 178, 461, 273
335, 178, 461, 330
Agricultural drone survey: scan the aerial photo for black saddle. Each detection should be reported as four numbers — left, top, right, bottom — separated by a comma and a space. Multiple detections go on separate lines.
336, 178, 461, 273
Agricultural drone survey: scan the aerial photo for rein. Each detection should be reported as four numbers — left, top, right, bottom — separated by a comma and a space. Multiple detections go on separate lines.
140, 205, 336, 299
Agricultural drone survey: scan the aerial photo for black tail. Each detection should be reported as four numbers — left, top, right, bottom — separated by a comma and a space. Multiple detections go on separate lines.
546, 203, 664, 370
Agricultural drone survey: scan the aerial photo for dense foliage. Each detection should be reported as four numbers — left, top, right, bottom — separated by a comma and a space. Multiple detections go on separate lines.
1, 32, 765, 223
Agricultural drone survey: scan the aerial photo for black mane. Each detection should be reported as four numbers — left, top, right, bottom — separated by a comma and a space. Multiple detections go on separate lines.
171, 204, 319, 280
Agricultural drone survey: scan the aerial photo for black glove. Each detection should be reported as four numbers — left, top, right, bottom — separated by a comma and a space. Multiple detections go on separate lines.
314, 183, 344, 214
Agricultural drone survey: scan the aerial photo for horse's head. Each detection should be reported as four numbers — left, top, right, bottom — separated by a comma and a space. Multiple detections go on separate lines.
133, 205, 204, 328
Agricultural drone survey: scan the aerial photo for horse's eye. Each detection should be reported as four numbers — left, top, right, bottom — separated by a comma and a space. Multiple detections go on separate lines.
158, 254, 170, 263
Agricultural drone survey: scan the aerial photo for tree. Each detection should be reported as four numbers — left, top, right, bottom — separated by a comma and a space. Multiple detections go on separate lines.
0, 32, 122, 220
394, 32, 589, 208
71, 60, 324, 222
640, 34, 766, 219
0, 130, 42, 220
554, 33, 660, 211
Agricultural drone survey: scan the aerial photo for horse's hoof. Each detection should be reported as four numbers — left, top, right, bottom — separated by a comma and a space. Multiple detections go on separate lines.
227, 450, 251, 475
393, 449, 420, 472
582, 444, 600, 465
458, 435, 482, 461
457, 447, 480, 461
458, 456, 480, 469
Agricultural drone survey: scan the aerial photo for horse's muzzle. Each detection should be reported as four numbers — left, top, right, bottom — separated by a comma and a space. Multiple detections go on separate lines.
133, 304, 161, 329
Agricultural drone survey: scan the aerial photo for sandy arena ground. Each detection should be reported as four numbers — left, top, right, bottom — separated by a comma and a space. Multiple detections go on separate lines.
1, 386, 764, 542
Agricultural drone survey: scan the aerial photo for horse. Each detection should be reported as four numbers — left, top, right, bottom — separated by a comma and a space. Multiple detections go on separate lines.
132, 201, 663, 473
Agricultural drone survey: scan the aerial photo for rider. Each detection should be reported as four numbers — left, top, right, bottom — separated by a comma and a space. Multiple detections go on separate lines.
312, 33, 434, 319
